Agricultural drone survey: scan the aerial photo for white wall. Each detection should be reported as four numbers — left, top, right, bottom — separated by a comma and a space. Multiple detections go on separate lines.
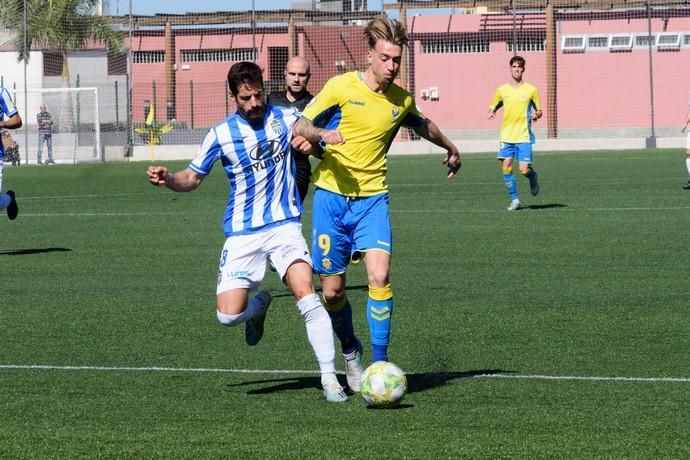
0, 51, 45, 127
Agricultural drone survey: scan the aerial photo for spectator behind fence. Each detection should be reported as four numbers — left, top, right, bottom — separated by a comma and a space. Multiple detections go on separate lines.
37, 104, 54, 165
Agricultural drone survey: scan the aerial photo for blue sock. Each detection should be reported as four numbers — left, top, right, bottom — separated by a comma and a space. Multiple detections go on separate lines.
325, 298, 358, 355
503, 172, 518, 200
367, 297, 393, 362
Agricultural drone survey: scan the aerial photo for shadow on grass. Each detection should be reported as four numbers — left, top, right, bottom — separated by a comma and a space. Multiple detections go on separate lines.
522, 203, 567, 210
226, 369, 508, 397
0, 247, 72, 256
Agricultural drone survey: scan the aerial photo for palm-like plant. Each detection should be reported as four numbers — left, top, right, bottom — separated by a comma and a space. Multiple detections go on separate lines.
0, 0, 122, 128
1, 0, 122, 78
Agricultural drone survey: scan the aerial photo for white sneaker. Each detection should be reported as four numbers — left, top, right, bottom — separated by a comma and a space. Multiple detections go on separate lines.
507, 199, 521, 211
343, 343, 364, 392
322, 379, 348, 403
245, 290, 272, 346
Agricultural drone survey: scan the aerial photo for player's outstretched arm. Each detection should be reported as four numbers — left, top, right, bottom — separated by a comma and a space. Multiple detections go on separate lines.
413, 120, 461, 179
146, 166, 204, 192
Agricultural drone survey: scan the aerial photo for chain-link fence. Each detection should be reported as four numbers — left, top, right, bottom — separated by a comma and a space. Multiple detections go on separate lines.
1, 1, 689, 163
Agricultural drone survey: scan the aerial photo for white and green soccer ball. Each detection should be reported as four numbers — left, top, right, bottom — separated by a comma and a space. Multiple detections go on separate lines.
360, 361, 407, 407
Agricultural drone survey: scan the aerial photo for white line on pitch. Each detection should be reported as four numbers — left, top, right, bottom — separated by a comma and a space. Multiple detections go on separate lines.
0, 364, 319, 374
2, 364, 690, 383
477, 373, 690, 383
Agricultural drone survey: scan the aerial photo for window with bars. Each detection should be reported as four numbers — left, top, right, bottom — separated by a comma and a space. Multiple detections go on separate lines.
181, 48, 257, 63
421, 37, 489, 54
133, 51, 165, 64
507, 35, 546, 52
634, 34, 655, 47
587, 36, 609, 49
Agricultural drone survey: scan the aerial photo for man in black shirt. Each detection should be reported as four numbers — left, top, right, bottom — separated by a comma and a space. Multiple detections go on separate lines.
267, 56, 315, 202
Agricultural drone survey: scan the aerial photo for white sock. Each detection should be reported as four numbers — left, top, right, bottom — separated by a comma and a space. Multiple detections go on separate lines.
296, 293, 337, 376
216, 310, 244, 327
0, 194, 10, 210
215, 294, 266, 327
685, 158, 690, 175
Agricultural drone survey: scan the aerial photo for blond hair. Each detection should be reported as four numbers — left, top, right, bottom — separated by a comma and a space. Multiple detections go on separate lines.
363, 15, 408, 49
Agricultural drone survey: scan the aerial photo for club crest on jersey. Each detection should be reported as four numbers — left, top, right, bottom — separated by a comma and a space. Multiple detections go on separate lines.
391, 108, 400, 120
270, 118, 283, 135
321, 258, 332, 270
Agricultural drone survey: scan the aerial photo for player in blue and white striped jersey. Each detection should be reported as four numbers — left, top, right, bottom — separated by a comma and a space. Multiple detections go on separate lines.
0, 83, 22, 220
189, 97, 303, 236
146, 62, 347, 403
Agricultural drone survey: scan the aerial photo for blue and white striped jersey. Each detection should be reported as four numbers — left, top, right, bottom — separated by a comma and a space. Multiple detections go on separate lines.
189, 105, 302, 237
0, 86, 19, 159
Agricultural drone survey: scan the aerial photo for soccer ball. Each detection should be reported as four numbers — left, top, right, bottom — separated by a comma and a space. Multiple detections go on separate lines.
360, 361, 407, 407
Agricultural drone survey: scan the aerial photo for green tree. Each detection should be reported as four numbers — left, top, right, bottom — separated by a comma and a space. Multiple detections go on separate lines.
1, 0, 122, 80
0, 0, 122, 128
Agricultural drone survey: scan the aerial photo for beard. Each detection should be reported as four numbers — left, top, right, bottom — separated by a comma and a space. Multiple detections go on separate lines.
240, 106, 265, 124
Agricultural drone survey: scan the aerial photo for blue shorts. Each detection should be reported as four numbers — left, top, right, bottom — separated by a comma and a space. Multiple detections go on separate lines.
311, 188, 392, 275
498, 142, 533, 164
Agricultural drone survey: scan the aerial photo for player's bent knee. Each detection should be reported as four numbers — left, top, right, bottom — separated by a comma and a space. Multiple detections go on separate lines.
321, 293, 347, 312
216, 310, 243, 327
502, 165, 513, 175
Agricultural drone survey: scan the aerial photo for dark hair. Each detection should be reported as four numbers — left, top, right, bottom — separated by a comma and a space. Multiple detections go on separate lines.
509, 55, 526, 67
227, 61, 264, 96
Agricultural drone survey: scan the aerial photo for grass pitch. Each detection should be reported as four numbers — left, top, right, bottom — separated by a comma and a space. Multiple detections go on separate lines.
1, 149, 689, 458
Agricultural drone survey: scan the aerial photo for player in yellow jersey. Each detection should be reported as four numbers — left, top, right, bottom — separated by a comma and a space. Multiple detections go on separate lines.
294, 15, 461, 392
488, 55, 542, 211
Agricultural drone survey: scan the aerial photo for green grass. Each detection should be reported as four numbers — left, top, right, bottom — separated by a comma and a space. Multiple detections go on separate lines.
1, 149, 690, 458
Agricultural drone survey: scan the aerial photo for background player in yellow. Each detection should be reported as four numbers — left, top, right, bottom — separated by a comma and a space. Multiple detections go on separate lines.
488, 55, 542, 211
294, 15, 461, 392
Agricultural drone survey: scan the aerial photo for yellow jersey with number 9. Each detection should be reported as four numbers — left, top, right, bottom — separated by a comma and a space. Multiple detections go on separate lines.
302, 71, 427, 197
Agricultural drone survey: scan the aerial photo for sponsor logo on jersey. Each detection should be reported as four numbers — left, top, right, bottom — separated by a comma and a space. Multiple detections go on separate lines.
228, 270, 250, 278
348, 99, 365, 106
247, 139, 287, 172
279, 244, 299, 258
